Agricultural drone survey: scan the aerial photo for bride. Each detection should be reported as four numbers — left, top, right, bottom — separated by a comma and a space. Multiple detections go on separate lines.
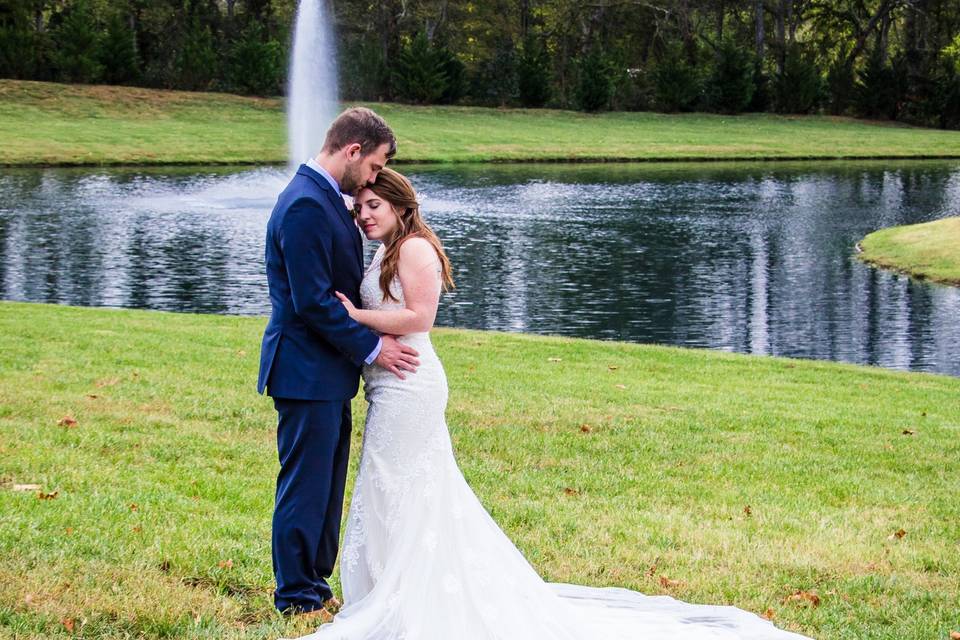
298, 168, 812, 640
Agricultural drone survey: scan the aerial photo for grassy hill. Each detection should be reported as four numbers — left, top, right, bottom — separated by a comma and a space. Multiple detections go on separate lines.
3, 80, 960, 166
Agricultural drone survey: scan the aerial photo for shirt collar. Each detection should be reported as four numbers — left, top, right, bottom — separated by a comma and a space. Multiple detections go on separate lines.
306, 157, 341, 196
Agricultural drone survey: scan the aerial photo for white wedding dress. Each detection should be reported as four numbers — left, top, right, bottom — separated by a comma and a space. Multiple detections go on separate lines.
295, 245, 812, 640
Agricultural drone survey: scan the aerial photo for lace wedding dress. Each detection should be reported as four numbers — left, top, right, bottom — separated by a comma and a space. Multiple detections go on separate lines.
296, 245, 812, 640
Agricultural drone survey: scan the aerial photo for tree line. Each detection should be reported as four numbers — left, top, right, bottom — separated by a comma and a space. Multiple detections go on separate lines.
1, 0, 958, 128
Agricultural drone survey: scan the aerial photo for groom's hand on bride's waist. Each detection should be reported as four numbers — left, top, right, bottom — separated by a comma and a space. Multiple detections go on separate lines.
375, 335, 420, 379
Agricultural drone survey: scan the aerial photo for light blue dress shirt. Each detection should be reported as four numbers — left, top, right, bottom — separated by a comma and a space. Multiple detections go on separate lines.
305, 158, 382, 365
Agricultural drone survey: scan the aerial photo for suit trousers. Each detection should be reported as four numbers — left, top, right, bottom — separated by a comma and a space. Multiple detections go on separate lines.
272, 397, 352, 613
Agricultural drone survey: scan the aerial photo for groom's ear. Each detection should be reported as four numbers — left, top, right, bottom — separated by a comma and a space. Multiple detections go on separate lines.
344, 142, 363, 161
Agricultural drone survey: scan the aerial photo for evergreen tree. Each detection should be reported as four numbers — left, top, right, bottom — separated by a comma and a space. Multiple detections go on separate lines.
517, 33, 551, 108
575, 46, 615, 112
826, 54, 856, 115
49, 0, 103, 83
0, 1, 42, 79
392, 32, 448, 104
470, 36, 518, 106
774, 43, 823, 114
855, 47, 898, 119
173, 14, 218, 91
653, 44, 702, 112
224, 22, 283, 95
100, 12, 139, 84
705, 39, 755, 113
435, 41, 466, 104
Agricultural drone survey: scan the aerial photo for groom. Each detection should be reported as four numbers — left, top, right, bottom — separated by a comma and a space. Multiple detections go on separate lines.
258, 107, 419, 616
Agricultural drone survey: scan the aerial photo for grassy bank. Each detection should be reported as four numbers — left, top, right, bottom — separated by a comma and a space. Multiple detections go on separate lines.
2, 302, 959, 639
4, 80, 960, 166
858, 217, 960, 286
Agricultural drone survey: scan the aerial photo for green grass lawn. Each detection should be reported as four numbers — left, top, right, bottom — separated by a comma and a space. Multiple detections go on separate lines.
858, 216, 960, 286
2, 301, 959, 639
4, 80, 960, 166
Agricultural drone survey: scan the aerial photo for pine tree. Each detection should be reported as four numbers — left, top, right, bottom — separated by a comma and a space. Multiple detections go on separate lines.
653, 44, 702, 112
855, 47, 898, 119
50, 0, 103, 83
774, 43, 823, 114
576, 46, 615, 112
100, 13, 140, 84
392, 32, 448, 104
518, 33, 551, 108
705, 39, 755, 113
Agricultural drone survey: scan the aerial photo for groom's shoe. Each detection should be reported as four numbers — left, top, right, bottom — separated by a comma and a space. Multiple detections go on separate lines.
321, 596, 342, 615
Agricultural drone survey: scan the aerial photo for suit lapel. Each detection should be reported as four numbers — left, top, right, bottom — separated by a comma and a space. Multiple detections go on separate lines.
297, 165, 365, 272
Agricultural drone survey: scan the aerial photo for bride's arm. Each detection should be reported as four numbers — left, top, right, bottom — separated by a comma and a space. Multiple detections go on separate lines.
336, 237, 441, 335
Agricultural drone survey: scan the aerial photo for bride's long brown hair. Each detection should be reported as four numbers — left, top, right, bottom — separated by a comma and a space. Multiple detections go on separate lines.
358, 168, 454, 302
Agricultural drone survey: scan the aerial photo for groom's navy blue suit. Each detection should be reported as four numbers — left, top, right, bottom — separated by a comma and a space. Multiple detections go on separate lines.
258, 163, 380, 613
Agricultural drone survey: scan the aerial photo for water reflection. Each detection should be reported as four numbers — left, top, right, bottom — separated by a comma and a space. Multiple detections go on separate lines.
1, 161, 958, 376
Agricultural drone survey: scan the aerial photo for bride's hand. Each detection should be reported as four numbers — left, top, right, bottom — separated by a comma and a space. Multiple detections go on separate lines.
334, 291, 359, 320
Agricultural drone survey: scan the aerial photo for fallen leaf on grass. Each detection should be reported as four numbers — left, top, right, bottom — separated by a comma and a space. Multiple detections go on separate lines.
579, 424, 592, 433
131, 525, 142, 533
659, 575, 682, 589
86, 394, 99, 400
62, 618, 75, 633
783, 590, 820, 607
563, 487, 579, 496
614, 384, 626, 390
608, 365, 619, 371
159, 560, 171, 572
761, 608, 775, 620
58, 415, 78, 428
743, 505, 752, 517
218, 559, 234, 569
547, 357, 562, 363
901, 429, 916, 436
129, 503, 138, 512
37, 490, 58, 500
13, 483, 41, 491
888, 528, 907, 540
645, 564, 657, 577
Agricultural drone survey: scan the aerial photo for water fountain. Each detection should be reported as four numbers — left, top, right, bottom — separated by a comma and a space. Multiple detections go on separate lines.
125, 0, 341, 215
287, 0, 340, 167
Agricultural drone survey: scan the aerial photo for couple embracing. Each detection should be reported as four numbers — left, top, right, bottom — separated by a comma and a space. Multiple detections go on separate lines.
258, 108, 811, 640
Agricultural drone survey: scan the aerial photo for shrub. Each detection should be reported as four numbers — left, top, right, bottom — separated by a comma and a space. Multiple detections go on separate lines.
705, 39, 755, 113
100, 13, 140, 84
576, 46, 616, 112
774, 43, 823, 114
225, 23, 283, 96
653, 44, 702, 112
517, 33, 551, 107
49, 0, 103, 83
392, 32, 449, 104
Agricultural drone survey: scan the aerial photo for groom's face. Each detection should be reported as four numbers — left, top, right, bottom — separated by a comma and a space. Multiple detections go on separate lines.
341, 142, 391, 196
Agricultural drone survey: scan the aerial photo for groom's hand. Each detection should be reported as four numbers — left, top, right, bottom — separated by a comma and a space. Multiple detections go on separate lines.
376, 335, 420, 380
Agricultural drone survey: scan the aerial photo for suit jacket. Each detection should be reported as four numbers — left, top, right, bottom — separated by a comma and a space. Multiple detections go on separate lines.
258, 164, 380, 401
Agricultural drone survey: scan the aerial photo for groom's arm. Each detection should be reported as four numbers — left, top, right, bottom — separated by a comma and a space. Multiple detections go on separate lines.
280, 198, 380, 366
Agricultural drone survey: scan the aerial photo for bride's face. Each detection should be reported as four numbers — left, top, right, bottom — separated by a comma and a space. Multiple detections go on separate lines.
355, 187, 400, 242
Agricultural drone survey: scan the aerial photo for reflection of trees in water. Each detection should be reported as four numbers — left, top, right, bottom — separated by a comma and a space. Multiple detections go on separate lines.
2, 163, 960, 375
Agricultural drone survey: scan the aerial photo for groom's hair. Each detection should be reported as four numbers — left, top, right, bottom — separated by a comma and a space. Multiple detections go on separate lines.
322, 107, 397, 159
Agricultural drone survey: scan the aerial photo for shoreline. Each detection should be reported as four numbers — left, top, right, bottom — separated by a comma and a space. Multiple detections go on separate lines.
5, 153, 960, 170
2, 299, 955, 379
857, 217, 960, 287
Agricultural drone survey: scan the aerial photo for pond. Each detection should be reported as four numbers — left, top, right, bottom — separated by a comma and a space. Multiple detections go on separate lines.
1, 160, 958, 376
